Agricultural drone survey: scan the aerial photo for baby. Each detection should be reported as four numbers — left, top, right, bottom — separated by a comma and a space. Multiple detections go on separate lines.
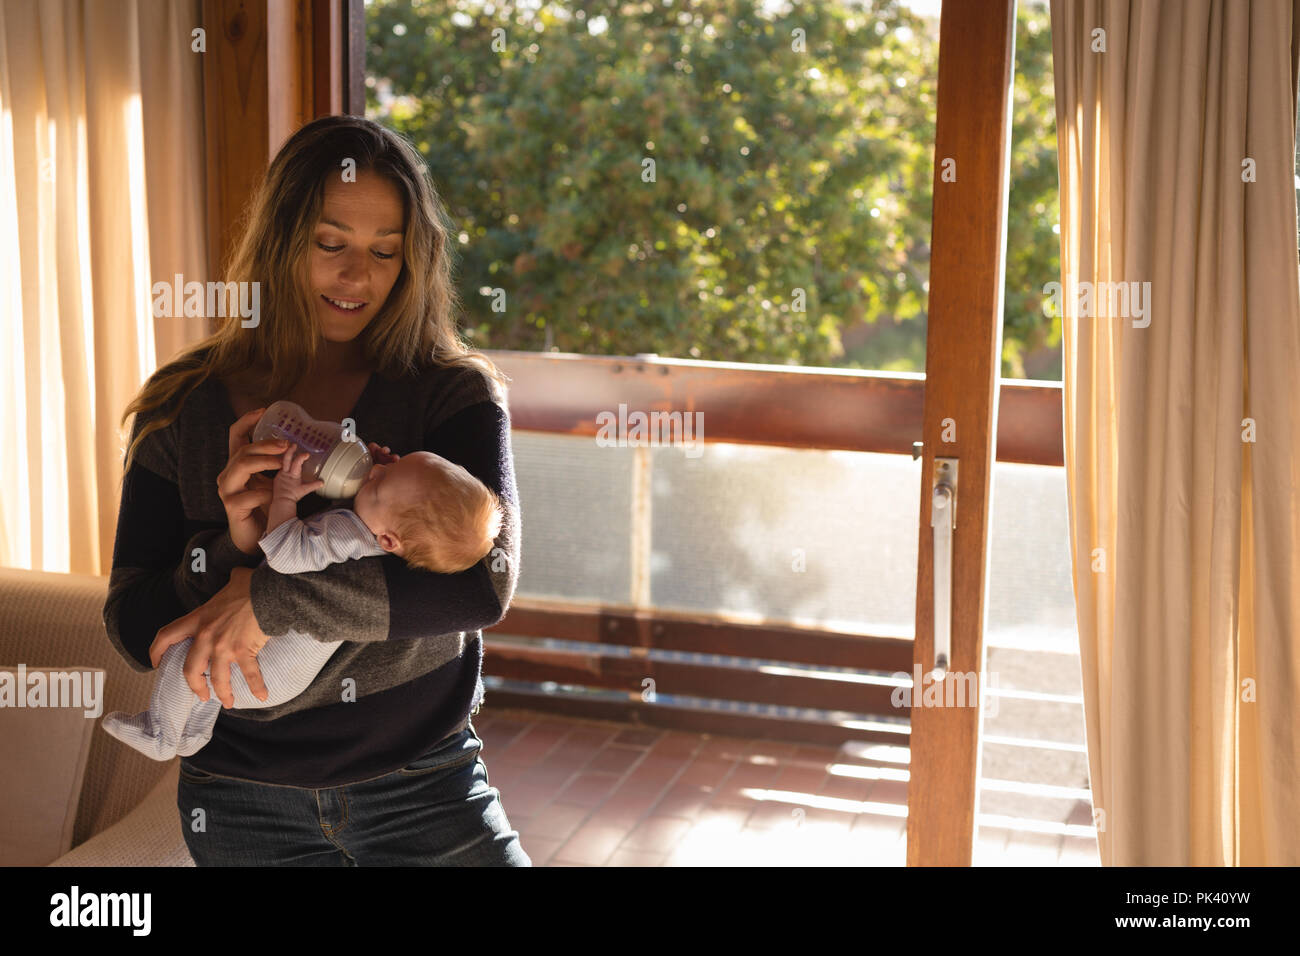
102, 439, 503, 760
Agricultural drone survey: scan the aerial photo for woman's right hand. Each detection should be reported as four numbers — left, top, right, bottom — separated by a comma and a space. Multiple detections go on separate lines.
218, 407, 290, 555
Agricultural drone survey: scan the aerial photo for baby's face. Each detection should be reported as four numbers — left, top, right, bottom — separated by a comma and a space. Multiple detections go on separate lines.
353, 452, 441, 541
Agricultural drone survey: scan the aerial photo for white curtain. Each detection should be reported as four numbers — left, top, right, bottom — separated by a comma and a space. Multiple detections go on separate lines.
0, 0, 209, 573
1053, 0, 1300, 865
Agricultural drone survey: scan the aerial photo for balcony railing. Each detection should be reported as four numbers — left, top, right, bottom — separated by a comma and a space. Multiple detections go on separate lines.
482, 349, 1064, 745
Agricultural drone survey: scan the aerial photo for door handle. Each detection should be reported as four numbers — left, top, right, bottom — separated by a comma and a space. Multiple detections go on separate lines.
930, 457, 958, 679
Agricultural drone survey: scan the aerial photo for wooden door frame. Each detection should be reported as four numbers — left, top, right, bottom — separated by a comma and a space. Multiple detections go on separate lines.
905, 0, 1018, 866
200, 0, 364, 287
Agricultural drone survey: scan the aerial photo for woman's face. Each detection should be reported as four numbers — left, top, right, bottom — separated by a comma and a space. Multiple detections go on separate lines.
306, 169, 406, 343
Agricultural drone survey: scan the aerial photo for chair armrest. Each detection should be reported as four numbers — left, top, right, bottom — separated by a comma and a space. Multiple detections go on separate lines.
47, 761, 193, 867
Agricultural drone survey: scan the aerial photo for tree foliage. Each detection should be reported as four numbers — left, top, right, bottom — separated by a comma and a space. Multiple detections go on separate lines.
366, 0, 1061, 379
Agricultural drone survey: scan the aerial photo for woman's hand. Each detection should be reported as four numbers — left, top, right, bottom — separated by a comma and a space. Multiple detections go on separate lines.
219, 407, 290, 554
149, 566, 270, 706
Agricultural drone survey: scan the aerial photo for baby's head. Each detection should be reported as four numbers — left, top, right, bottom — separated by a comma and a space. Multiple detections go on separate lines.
353, 451, 502, 574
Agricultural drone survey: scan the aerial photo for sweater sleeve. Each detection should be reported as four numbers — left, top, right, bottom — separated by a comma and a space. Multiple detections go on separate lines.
102, 402, 265, 673
246, 390, 521, 644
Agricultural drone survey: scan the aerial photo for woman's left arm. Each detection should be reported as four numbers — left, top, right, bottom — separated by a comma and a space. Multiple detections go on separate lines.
246, 396, 521, 643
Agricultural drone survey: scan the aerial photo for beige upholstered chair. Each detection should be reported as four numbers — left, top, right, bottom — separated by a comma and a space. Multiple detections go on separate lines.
0, 567, 192, 866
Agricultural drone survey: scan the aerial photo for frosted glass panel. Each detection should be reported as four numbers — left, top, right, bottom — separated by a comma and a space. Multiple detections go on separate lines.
508, 432, 1080, 647
649, 444, 921, 634
985, 462, 1078, 651
510, 431, 633, 604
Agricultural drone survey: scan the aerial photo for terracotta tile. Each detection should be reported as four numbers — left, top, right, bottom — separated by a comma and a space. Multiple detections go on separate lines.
868, 778, 909, 807
538, 720, 583, 740
711, 760, 781, 805
590, 792, 656, 829
612, 727, 663, 748
586, 745, 644, 775
620, 752, 684, 788
794, 743, 841, 766
520, 757, 580, 781
551, 819, 632, 866
677, 756, 736, 788
519, 835, 564, 866
503, 779, 562, 817
486, 753, 534, 774
564, 728, 618, 749
696, 735, 750, 762
497, 726, 570, 767
651, 781, 715, 819
556, 772, 621, 808
818, 772, 873, 804
771, 762, 830, 795
543, 740, 602, 772
619, 814, 694, 853
650, 731, 704, 758
520, 802, 592, 842
480, 730, 531, 756
606, 847, 668, 867
744, 738, 801, 760
479, 716, 530, 738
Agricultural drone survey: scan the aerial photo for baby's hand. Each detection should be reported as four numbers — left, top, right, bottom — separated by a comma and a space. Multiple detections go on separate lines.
272, 444, 325, 501
367, 441, 400, 465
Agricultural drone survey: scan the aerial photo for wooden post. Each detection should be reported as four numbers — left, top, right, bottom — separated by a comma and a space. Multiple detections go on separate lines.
906, 0, 1017, 866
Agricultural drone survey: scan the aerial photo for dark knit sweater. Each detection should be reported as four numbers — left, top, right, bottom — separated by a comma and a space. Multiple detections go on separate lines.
102, 350, 520, 788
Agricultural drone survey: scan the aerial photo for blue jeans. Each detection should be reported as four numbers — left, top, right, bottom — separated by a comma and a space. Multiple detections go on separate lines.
176, 723, 531, 866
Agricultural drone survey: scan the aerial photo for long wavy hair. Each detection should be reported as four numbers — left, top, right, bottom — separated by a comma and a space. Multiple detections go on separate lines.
118, 114, 508, 475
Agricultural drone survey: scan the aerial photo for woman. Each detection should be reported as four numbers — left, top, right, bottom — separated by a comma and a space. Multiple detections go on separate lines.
103, 115, 530, 866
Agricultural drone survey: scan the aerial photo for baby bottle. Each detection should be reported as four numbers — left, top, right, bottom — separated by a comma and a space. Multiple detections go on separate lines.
251, 400, 373, 499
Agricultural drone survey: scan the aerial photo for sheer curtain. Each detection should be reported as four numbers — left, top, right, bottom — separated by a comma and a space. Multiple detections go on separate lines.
1053, 0, 1300, 865
0, 0, 209, 573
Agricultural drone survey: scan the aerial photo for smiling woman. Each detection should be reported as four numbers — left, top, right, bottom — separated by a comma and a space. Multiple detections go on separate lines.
103, 115, 529, 866
310, 175, 406, 341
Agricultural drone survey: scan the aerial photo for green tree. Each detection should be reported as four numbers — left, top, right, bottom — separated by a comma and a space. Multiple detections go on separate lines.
366, 0, 1060, 379
1003, 2, 1061, 380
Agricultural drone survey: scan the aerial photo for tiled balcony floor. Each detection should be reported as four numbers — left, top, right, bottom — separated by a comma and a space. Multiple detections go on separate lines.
472, 708, 1101, 867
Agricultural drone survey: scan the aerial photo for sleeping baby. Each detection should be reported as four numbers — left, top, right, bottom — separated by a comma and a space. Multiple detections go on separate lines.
101, 440, 503, 760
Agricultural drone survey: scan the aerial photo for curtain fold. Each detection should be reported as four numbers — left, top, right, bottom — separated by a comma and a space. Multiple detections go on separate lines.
1052, 0, 1300, 865
0, 0, 208, 574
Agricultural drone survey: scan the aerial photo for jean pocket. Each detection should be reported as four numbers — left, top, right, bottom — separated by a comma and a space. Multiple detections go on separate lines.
396, 731, 481, 777
178, 760, 220, 785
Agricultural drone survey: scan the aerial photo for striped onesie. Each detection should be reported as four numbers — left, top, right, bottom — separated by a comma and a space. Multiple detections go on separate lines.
102, 508, 384, 759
